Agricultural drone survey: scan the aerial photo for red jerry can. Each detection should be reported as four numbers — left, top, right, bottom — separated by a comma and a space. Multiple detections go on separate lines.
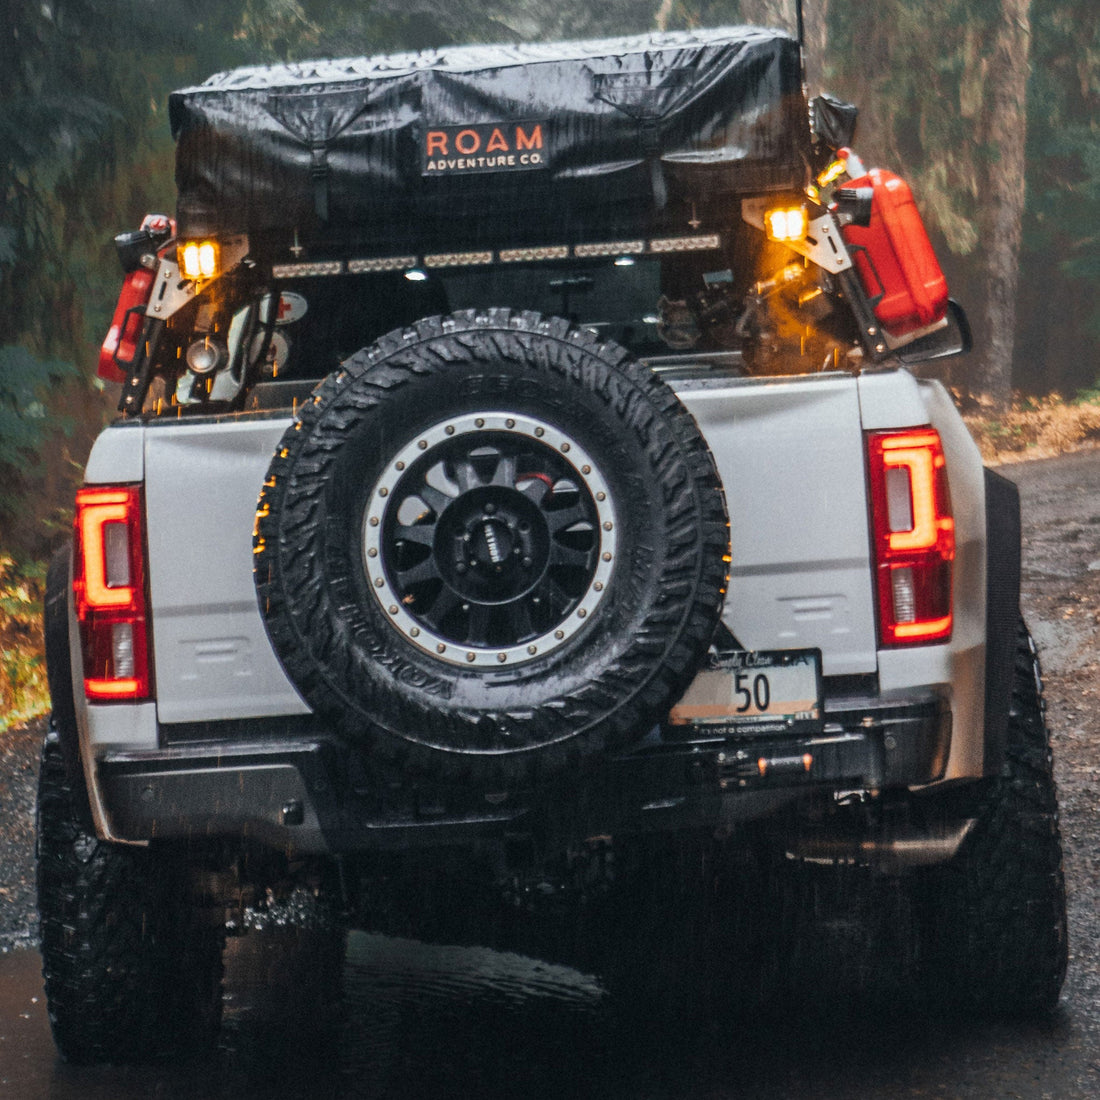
98, 266, 155, 383
839, 169, 949, 339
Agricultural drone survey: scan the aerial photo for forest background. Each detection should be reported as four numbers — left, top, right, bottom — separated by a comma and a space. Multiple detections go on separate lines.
1, 0, 1098, 724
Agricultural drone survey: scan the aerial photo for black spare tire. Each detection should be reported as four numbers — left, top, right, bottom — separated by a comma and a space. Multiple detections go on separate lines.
254, 309, 728, 785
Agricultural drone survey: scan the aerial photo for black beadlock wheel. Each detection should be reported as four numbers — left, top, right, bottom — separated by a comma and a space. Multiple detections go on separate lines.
361, 410, 618, 668
918, 618, 1068, 1017
254, 308, 729, 786
36, 732, 224, 1064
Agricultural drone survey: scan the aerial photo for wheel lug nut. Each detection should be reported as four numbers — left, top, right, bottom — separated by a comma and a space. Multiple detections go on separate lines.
522, 557, 532, 568
485, 503, 496, 514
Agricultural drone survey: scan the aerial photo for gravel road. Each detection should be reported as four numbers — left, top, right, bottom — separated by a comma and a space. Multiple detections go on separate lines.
2, 447, 1099, 1098
1003, 449, 1100, 1050
0, 716, 41, 953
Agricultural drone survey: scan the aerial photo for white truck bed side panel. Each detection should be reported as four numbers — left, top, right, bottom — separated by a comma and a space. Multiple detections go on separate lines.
143, 416, 309, 723
83, 423, 146, 484
676, 374, 878, 676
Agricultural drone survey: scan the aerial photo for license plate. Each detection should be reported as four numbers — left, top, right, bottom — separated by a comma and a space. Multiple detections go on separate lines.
666, 649, 823, 735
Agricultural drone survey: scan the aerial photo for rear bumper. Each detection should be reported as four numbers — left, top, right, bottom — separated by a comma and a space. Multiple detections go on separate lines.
96, 688, 951, 856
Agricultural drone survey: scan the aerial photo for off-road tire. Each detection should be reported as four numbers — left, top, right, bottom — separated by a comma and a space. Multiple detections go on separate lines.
36, 732, 224, 1063
918, 619, 1068, 1016
254, 308, 729, 786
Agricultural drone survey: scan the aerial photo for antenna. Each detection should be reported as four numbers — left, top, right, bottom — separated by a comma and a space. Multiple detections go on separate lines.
795, 0, 807, 91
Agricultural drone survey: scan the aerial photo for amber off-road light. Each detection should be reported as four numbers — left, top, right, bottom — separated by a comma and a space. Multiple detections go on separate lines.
765, 206, 809, 243
765, 205, 809, 243
179, 240, 220, 281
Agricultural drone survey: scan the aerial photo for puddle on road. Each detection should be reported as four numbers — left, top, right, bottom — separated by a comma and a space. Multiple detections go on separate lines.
0, 918, 1089, 1100
0, 931, 643, 1100
216, 930, 619, 1099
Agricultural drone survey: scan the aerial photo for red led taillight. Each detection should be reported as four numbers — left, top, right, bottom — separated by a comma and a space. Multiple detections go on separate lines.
73, 486, 151, 700
866, 428, 955, 645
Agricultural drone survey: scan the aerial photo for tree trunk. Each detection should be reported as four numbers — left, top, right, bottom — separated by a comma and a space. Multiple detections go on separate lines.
737, 1, 791, 31
802, 0, 830, 94
977, 0, 1032, 407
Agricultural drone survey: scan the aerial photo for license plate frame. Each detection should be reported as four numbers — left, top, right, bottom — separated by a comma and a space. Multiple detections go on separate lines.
666, 649, 824, 737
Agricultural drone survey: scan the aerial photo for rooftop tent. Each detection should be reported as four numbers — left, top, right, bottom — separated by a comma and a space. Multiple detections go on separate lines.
169, 27, 810, 257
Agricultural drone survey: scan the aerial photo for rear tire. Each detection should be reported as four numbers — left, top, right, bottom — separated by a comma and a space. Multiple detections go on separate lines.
36, 730, 224, 1063
918, 619, 1068, 1016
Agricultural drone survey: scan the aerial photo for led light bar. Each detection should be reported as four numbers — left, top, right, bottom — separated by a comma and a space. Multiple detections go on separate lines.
648, 234, 722, 252
572, 240, 646, 258
347, 255, 418, 274
272, 261, 345, 279
423, 251, 494, 268
272, 235, 724, 277
499, 246, 570, 263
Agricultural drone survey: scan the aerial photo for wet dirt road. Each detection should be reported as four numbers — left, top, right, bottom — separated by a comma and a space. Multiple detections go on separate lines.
3, 447, 1100, 1099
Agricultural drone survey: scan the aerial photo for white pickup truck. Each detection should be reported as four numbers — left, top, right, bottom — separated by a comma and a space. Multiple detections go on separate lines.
37, 27, 1066, 1063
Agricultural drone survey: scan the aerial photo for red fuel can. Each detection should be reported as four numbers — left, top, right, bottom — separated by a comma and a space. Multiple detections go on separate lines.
98, 266, 155, 383
839, 169, 948, 339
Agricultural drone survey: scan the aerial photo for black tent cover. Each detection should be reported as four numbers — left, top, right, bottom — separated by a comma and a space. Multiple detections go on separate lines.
169, 27, 809, 257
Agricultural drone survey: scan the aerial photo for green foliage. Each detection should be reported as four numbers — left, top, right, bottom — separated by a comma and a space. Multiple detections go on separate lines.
1008, 0, 1100, 391
824, 0, 988, 257
1024, 0, 1100, 335
0, 0, 295, 559
1073, 380, 1100, 406
0, 556, 48, 731
0, 347, 80, 558
0, 347, 76, 467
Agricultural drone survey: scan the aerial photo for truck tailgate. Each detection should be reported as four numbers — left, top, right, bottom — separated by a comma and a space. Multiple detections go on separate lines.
139, 373, 879, 727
